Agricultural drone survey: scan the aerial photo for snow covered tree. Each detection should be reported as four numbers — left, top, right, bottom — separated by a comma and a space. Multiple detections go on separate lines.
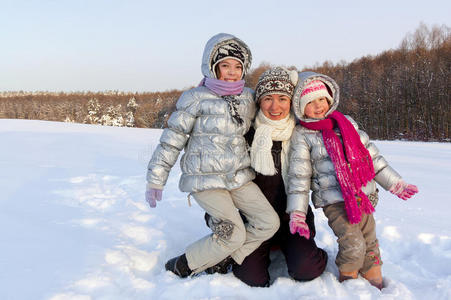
125, 97, 139, 127
84, 98, 101, 124
100, 104, 124, 127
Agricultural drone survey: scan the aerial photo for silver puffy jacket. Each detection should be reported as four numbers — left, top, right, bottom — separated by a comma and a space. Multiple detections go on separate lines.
286, 71, 402, 214
146, 33, 256, 193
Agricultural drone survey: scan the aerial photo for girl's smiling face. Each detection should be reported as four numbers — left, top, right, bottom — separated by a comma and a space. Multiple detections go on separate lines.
259, 94, 291, 121
304, 97, 330, 119
216, 58, 243, 82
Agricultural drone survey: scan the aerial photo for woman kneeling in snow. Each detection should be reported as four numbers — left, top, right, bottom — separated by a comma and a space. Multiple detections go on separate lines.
205, 67, 328, 287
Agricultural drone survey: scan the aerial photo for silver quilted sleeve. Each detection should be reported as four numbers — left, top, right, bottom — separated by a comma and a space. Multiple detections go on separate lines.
286, 127, 312, 214
146, 90, 198, 187
357, 126, 402, 191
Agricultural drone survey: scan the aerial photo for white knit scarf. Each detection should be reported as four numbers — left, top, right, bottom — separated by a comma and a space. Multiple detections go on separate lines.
250, 110, 295, 184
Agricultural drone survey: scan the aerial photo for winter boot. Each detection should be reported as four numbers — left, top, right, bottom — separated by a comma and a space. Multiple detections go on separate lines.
165, 253, 192, 278
338, 270, 358, 282
204, 256, 235, 274
362, 265, 383, 290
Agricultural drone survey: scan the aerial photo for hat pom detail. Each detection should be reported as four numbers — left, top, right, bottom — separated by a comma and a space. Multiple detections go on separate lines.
288, 70, 298, 86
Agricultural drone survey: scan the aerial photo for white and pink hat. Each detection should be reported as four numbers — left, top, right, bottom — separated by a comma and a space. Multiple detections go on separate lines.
299, 80, 333, 116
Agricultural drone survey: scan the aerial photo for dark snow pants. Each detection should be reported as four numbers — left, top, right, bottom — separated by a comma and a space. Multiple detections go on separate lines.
232, 207, 328, 287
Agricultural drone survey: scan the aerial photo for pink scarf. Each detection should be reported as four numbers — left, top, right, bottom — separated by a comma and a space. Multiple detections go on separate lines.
300, 111, 375, 224
199, 77, 245, 96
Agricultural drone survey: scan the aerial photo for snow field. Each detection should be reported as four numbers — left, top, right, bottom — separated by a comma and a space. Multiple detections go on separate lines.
1, 119, 450, 300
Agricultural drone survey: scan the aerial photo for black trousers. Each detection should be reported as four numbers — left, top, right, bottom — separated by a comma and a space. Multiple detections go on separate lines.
232, 209, 328, 287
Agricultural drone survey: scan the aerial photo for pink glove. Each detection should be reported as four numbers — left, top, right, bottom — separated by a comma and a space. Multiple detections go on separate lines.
289, 211, 310, 239
389, 180, 418, 200
145, 187, 163, 208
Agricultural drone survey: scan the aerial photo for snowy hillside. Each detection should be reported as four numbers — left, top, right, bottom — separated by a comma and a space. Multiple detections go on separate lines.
1, 119, 450, 300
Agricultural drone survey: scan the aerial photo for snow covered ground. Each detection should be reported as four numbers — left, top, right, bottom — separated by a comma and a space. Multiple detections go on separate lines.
1, 119, 450, 300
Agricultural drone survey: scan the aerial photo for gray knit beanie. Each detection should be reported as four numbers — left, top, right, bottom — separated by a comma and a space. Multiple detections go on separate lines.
255, 67, 298, 101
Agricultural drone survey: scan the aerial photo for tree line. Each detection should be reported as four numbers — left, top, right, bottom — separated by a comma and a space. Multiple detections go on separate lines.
245, 23, 450, 142
1, 23, 449, 141
0, 90, 180, 128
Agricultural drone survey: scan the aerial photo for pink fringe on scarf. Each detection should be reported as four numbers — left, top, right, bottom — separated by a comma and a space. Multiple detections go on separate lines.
300, 111, 375, 224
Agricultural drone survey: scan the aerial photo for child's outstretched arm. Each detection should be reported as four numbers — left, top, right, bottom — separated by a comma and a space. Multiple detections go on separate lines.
145, 89, 199, 208
351, 117, 419, 200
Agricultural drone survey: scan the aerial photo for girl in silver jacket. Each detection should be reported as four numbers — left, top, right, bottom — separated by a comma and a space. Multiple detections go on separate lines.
286, 71, 418, 289
145, 33, 279, 278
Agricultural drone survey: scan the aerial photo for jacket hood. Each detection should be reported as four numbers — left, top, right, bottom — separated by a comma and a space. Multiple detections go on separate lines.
292, 71, 340, 122
201, 33, 252, 79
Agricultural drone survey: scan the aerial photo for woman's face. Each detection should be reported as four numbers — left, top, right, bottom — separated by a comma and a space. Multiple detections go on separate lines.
304, 97, 330, 119
216, 58, 243, 82
259, 94, 291, 121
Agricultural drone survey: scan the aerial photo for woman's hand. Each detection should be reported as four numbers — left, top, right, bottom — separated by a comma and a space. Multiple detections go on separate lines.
145, 187, 163, 208
289, 211, 310, 239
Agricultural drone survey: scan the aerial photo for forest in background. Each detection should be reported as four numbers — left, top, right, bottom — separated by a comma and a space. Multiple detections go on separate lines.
1, 23, 449, 141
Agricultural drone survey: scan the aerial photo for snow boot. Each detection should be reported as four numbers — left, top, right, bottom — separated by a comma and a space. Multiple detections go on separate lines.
204, 256, 235, 274
165, 253, 192, 278
338, 270, 358, 282
362, 265, 383, 290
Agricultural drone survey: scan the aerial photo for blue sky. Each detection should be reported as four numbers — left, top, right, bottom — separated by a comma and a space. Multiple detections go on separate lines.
1, 0, 450, 92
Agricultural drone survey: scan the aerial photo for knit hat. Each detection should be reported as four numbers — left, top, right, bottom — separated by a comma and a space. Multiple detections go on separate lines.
255, 67, 298, 101
211, 41, 247, 79
299, 80, 333, 116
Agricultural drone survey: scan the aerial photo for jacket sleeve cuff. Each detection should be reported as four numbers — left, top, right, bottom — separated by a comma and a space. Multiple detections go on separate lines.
286, 194, 309, 214
146, 182, 164, 190
374, 165, 402, 191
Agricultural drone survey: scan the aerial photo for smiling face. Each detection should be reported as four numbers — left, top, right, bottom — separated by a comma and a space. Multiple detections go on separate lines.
304, 97, 330, 119
216, 58, 243, 82
259, 94, 291, 121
